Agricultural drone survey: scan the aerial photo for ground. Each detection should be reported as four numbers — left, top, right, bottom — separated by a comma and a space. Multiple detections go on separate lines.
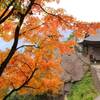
68, 72, 99, 100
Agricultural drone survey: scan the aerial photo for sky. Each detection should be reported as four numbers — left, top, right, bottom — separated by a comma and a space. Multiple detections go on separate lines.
1, 0, 100, 50
0, 39, 25, 51
46, 0, 100, 22
0, 30, 72, 51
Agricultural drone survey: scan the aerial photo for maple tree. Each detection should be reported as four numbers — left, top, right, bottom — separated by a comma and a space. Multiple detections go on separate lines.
0, 0, 100, 99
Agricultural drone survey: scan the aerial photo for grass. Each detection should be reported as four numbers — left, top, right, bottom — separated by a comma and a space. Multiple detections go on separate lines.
7, 72, 99, 100
68, 72, 99, 100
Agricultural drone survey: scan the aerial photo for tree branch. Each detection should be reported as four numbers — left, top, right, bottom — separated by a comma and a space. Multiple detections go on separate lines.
0, 15, 23, 76
0, 0, 36, 76
34, 3, 73, 27
3, 68, 38, 100
16, 44, 40, 50
34, 3, 57, 16
23, 85, 40, 90
0, 0, 15, 20
13, 57, 33, 70
0, 7, 15, 24
20, 22, 45, 36
34, 3, 91, 67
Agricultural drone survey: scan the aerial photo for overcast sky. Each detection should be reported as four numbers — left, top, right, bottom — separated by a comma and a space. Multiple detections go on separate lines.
46, 0, 100, 22
1, 0, 100, 50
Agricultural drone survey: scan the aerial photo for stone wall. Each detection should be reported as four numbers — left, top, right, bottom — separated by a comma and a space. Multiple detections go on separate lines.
52, 53, 89, 100
44, 53, 89, 100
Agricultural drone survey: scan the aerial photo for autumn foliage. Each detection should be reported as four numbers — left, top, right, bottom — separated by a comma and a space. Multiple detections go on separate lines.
0, 0, 100, 99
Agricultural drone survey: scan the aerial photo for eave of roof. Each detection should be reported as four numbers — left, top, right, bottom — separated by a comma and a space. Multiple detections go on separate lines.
84, 29, 100, 42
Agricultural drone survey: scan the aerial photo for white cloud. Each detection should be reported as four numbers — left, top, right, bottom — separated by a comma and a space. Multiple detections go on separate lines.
45, 0, 100, 22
